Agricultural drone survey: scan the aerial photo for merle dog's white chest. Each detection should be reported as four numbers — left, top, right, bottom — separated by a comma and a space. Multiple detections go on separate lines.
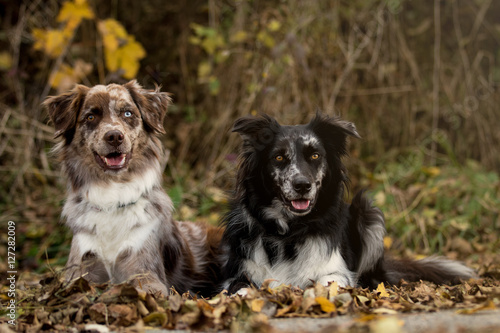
243, 237, 357, 289
70, 198, 158, 265
63, 168, 167, 272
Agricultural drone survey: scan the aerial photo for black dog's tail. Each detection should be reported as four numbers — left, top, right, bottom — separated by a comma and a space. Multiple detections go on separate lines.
382, 256, 477, 285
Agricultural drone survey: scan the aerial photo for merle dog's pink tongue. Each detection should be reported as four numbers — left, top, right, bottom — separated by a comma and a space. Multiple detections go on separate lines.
104, 154, 126, 167
291, 200, 310, 210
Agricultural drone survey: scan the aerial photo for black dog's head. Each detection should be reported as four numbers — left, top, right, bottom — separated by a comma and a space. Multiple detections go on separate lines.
233, 113, 360, 229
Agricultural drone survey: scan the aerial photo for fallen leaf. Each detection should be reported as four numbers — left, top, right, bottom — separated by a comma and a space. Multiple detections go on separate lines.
328, 281, 339, 299
251, 299, 266, 312
142, 312, 168, 327
456, 300, 497, 314
377, 282, 390, 298
315, 296, 336, 313
88, 302, 107, 324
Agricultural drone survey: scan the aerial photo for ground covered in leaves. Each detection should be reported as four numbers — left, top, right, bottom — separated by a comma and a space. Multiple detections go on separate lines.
1, 257, 499, 332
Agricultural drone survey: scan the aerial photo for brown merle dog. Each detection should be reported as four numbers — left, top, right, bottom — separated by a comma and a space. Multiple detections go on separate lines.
44, 81, 223, 296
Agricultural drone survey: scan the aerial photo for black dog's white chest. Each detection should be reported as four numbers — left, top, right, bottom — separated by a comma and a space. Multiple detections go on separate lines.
242, 237, 356, 289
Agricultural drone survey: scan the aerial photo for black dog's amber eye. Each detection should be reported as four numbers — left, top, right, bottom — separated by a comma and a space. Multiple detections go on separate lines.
275, 155, 284, 162
86, 114, 95, 121
311, 153, 320, 160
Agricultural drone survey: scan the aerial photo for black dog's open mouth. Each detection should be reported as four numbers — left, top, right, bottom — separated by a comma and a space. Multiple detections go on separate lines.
94, 152, 130, 170
286, 198, 313, 214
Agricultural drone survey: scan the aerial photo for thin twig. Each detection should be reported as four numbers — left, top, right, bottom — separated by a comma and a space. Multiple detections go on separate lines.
430, 0, 441, 166
452, 0, 472, 92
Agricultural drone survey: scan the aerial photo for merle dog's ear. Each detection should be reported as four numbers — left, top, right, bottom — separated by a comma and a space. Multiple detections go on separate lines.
125, 80, 172, 135
43, 84, 89, 143
308, 113, 360, 156
232, 114, 281, 150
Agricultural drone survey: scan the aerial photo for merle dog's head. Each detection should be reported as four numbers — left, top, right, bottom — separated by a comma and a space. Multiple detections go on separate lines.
233, 113, 360, 228
44, 81, 171, 187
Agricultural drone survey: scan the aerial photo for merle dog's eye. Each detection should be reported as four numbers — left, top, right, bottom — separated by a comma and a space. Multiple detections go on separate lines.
275, 155, 284, 162
311, 153, 320, 160
86, 114, 95, 121
124, 111, 133, 118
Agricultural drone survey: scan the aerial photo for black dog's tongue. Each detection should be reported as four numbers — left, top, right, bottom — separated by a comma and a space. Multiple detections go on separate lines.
291, 199, 310, 210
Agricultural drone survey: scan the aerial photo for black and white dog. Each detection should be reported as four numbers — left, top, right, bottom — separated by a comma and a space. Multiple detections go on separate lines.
221, 113, 476, 292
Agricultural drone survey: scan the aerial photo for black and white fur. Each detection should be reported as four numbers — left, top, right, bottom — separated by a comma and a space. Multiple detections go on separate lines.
221, 113, 476, 292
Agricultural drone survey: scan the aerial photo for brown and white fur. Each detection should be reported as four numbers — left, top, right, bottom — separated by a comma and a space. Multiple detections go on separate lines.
44, 81, 223, 296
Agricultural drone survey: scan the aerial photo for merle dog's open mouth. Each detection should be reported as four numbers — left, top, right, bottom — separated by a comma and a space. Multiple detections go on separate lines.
94, 151, 130, 170
285, 198, 313, 214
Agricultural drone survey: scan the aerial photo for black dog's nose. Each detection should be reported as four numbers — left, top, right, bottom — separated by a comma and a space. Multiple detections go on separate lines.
105, 130, 124, 147
293, 177, 312, 194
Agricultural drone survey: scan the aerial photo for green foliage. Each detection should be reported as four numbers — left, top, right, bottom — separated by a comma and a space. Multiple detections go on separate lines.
189, 13, 283, 96
371, 149, 500, 255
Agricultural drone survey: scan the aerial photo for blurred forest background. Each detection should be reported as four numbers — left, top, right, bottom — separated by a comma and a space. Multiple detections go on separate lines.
0, 0, 499, 274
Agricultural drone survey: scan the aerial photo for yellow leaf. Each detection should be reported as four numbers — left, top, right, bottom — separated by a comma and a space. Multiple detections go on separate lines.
104, 48, 120, 72
207, 212, 220, 225
315, 296, 336, 313
190, 22, 205, 36
383, 236, 393, 249
57, 0, 94, 31
197, 61, 212, 79
267, 19, 281, 32
49, 63, 74, 89
44, 30, 66, 57
257, 30, 275, 48
32, 28, 46, 51
99, 22, 146, 79
102, 33, 120, 52
188, 36, 201, 45
251, 299, 266, 312
98, 19, 128, 42
124, 36, 146, 59
49, 60, 92, 92
422, 166, 441, 177
121, 56, 140, 79
201, 37, 218, 55
0, 52, 13, 70
376, 282, 390, 298
230, 30, 248, 43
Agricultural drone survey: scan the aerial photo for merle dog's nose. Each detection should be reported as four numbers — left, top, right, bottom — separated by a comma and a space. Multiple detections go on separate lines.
105, 130, 124, 147
293, 177, 312, 194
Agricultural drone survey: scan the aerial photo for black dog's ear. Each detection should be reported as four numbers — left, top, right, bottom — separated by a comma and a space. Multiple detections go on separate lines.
125, 80, 172, 135
232, 114, 281, 150
308, 113, 360, 156
43, 84, 89, 143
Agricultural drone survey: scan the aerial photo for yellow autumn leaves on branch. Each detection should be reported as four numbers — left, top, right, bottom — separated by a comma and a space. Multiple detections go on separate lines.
98, 19, 146, 80
32, 0, 146, 91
